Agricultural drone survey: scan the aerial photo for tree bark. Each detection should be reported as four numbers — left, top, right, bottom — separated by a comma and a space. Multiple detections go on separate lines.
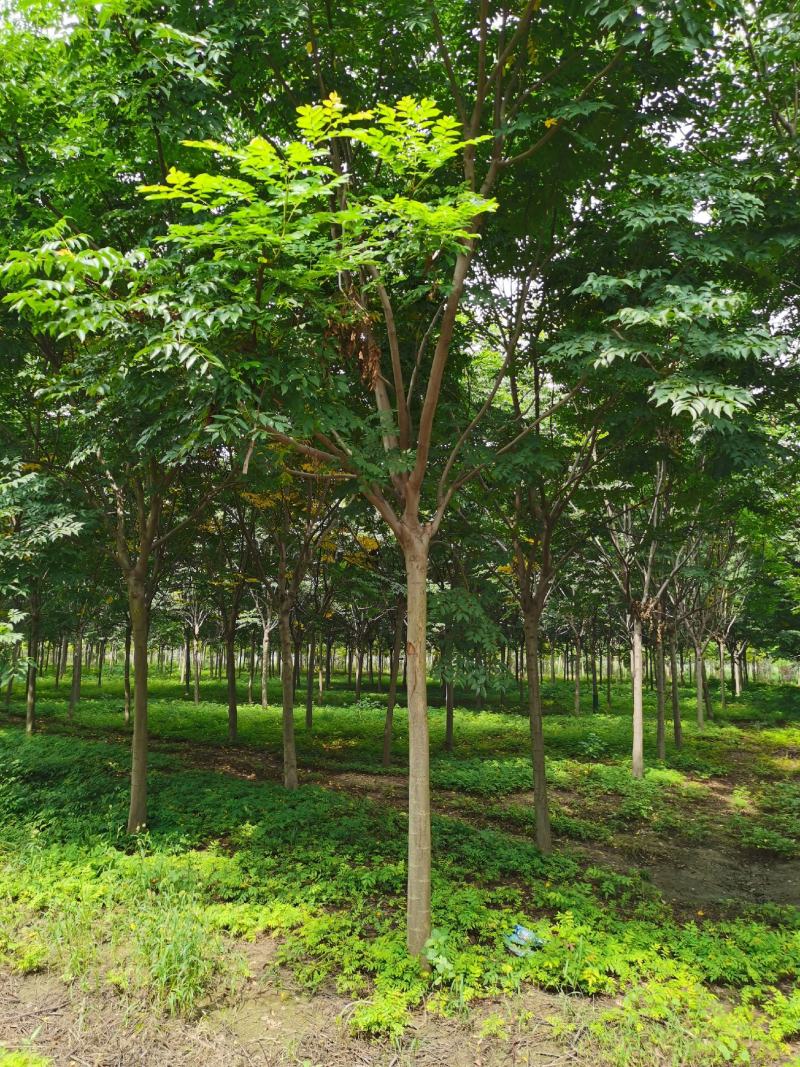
127, 576, 149, 832
718, 639, 727, 714
261, 620, 270, 708
605, 643, 612, 708
25, 606, 39, 736
279, 607, 298, 789
573, 635, 581, 715
248, 631, 256, 704
695, 646, 705, 730
305, 628, 315, 730
655, 633, 666, 761
669, 632, 682, 749
68, 631, 83, 719
403, 537, 431, 957
382, 595, 405, 767
631, 616, 644, 779
183, 627, 192, 698
702, 658, 714, 721
733, 647, 742, 698
523, 610, 552, 853
123, 621, 132, 723
225, 623, 238, 741
55, 634, 68, 689
355, 644, 364, 700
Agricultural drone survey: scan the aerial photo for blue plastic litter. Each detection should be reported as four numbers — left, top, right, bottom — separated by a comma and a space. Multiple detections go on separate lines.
503, 923, 546, 957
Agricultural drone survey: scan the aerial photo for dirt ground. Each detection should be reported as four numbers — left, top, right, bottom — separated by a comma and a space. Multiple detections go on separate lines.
0, 962, 596, 1066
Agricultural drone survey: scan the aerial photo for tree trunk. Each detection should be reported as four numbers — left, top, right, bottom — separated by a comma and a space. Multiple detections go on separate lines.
127, 576, 150, 833
25, 608, 39, 736
655, 633, 666, 761
695, 646, 705, 730
183, 627, 192, 698
55, 634, 68, 689
68, 631, 83, 719
573, 636, 581, 715
403, 537, 431, 957
670, 632, 682, 749
325, 637, 333, 689
522, 609, 552, 854
733, 647, 742, 698
225, 624, 238, 741
382, 595, 404, 767
279, 607, 298, 789
718, 640, 727, 714
192, 634, 201, 704
606, 644, 612, 708
631, 616, 644, 779
123, 622, 132, 723
305, 628, 315, 730
248, 631, 256, 704
590, 635, 599, 712
97, 638, 106, 687
261, 621, 270, 708
702, 658, 714, 721
355, 645, 364, 700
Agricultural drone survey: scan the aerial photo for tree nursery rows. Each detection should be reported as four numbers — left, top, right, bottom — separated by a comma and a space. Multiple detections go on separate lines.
2, 1, 800, 1064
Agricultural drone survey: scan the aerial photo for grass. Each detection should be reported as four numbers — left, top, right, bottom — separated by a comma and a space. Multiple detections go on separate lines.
1, 668, 800, 1063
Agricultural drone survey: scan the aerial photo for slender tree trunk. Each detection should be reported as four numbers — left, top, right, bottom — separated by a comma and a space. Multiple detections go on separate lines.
55, 634, 67, 689
192, 634, 201, 704
123, 622, 132, 723
718, 640, 727, 714
183, 627, 192, 698
25, 608, 39, 736
522, 609, 552, 854
655, 633, 666, 761
97, 638, 106, 687
279, 607, 298, 789
305, 628, 315, 730
733, 647, 742, 698
293, 636, 301, 693
573, 636, 581, 715
590, 634, 599, 712
325, 637, 333, 689
247, 631, 256, 704
127, 576, 150, 833
261, 621, 270, 709
695, 645, 705, 730
631, 616, 644, 779
355, 644, 364, 700
403, 537, 431, 957
382, 595, 404, 767
670, 632, 682, 749
225, 624, 237, 741
606, 644, 612, 708
702, 658, 714, 721
68, 631, 83, 719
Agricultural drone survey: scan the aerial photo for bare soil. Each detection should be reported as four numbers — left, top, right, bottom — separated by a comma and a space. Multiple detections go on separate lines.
0, 965, 596, 1066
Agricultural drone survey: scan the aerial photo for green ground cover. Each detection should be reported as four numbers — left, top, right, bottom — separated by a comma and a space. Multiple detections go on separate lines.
1, 673, 800, 1064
